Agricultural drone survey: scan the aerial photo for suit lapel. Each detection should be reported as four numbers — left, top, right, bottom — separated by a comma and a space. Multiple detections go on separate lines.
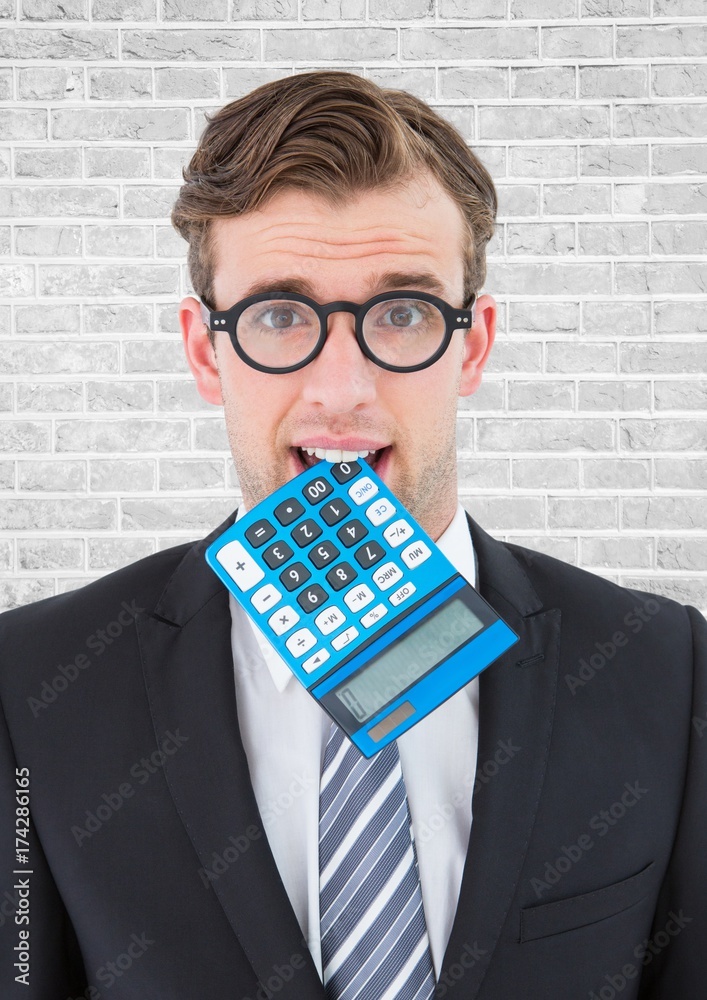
439, 515, 560, 996
136, 510, 325, 998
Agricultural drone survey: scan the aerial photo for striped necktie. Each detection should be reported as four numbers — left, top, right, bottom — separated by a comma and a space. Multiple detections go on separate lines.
318, 721, 436, 1000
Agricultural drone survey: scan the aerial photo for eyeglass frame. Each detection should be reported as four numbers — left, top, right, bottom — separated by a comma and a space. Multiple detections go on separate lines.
199, 289, 477, 375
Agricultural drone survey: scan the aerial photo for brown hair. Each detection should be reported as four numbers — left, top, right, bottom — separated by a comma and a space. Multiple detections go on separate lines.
172, 71, 497, 343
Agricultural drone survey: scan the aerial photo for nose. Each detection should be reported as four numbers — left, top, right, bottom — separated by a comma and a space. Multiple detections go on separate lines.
300, 309, 378, 411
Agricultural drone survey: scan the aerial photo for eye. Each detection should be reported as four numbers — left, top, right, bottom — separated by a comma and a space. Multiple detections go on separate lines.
374, 300, 429, 328
259, 304, 307, 329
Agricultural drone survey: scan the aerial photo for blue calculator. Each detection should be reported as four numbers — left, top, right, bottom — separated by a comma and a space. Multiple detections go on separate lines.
205, 461, 518, 756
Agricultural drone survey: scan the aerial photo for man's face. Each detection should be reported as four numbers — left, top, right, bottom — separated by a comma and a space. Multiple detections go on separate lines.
180, 173, 495, 541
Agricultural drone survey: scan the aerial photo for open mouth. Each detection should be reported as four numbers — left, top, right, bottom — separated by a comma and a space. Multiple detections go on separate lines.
294, 445, 389, 472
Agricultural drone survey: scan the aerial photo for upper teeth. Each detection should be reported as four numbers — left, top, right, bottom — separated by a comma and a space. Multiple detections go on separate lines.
302, 447, 378, 463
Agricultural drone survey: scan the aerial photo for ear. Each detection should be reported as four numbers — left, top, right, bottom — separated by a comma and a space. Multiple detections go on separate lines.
458, 293, 496, 397
179, 296, 224, 406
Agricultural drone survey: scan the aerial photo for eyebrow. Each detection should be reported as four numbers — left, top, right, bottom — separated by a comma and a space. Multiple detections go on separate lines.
241, 270, 449, 301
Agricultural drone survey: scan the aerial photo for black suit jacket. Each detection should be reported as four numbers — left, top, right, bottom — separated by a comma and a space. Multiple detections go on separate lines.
0, 509, 705, 999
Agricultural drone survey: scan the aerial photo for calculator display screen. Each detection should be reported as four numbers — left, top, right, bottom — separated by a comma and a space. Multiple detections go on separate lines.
333, 597, 485, 724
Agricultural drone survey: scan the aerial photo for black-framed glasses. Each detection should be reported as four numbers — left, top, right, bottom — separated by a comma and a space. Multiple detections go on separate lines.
199, 290, 476, 374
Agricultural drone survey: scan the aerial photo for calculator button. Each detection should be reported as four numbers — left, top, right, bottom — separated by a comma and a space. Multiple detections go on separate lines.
262, 541, 294, 569
279, 562, 311, 592
401, 540, 432, 569
332, 626, 359, 651
320, 498, 351, 526
274, 498, 305, 526
244, 518, 276, 548
331, 461, 362, 484
314, 606, 347, 635
267, 605, 300, 636
365, 498, 396, 526
354, 540, 385, 569
216, 540, 265, 592
389, 582, 417, 607
309, 541, 339, 568
344, 583, 375, 612
286, 628, 317, 658
337, 519, 368, 547
302, 476, 333, 505
372, 561, 403, 592
326, 562, 357, 591
303, 648, 330, 674
383, 519, 414, 548
291, 518, 322, 548
297, 584, 329, 613
251, 583, 282, 613
361, 603, 388, 628
348, 476, 379, 506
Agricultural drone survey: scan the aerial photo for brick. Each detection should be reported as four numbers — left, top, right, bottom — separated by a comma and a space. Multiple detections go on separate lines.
480, 105, 609, 140
484, 341, 543, 373
21, 0, 86, 14
89, 68, 152, 100
90, 459, 155, 492
512, 458, 579, 488
439, 67, 508, 100
159, 458, 224, 490
652, 64, 707, 99
542, 25, 612, 58
123, 185, 180, 219
459, 496, 545, 531
0, 422, 51, 453
84, 304, 152, 333
18, 461, 85, 493
506, 222, 575, 255
549, 497, 617, 530
615, 182, 707, 215
652, 221, 707, 256
301, 0, 365, 16
476, 146, 506, 177
477, 417, 613, 451
655, 458, 707, 489
435, 105, 474, 140
85, 147, 150, 179
123, 340, 188, 374
580, 144, 648, 177
152, 147, 189, 180
18, 540, 84, 572
615, 104, 707, 140
0, 228, 8, 255
578, 380, 651, 411
621, 418, 707, 451
232, 0, 296, 14
85, 225, 152, 257
40, 264, 178, 297
578, 222, 648, 256
370, 0, 432, 14
583, 458, 650, 489
157, 304, 181, 334
0, 186, 118, 218
0, 109, 46, 141
17, 382, 83, 412
92, 0, 155, 17
581, 537, 652, 569
121, 498, 234, 531
0, 499, 115, 530
365, 68, 435, 100
622, 343, 705, 373
156, 226, 187, 258
15, 303, 80, 335
582, 0, 648, 13
223, 67, 288, 99
509, 380, 574, 410
455, 459, 508, 488
402, 27, 538, 60
512, 0, 576, 15
52, 107, 189, 141
0, 265, 34, 297
490, 262, 611, 295
509, 301, 578, 333
512, 66, 574, 100
15, 226, 82, 257
507, 535, 578, 564
615, 262, 707, 295
14, 147, 83, 180
654, 301, 707, 335
456, 380, 504, 411
582, 300, 648, 338
0, 386, 12, 410
618, 24, 707, 58
543, 183, 611, 215
157, 379, 220, 411
56, 419, 189, 452
1, 341, 117, 375
164, 0, 227, 16
87, 537, 155, 570
123, 29, 260, 60
0, 541, 12, 570
155, 67, 220, 100
87, 380, 154, 411
0, 70, 11, 100
509, 145, 576, 178
0, 28, 117, 59
654, 380, 707, 411
0, 581, 57, 613
623, 498, 707, 531
654, 0, 707, 11
547, 343, 616, 373
496, 184, 540, 218
194, 419, 229, 450
439, 0, 503, 15
658, 538, 707, 573
18, 67, 84, 100
652, 143, 707, 176
579, 66, 647, 99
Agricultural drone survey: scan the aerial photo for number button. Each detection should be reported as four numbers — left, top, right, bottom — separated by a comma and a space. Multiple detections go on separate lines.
279, 562, 311, 592
262, 540, 294, 569
297, 584, 329, 613
331, 461, 362, 484
309, 540, 339, 569
251, 583, 281, 613
274, 498, 305, 526
383, 519, 413, 548
314, 606, 347, 636
286, 628, 317, 658
267, 605, 300, 636
302, 476, 333, 505
365, 498, 396, 526
291, 518, 322, 548
320, 499, 351, 526
343, 583, 374, 612
337, 519, 368, 548
244, 519, 276, 548
348, 476, 378, 505
354, 540, 385, 569
326, 562, 357, 591
216, 540, 264, 592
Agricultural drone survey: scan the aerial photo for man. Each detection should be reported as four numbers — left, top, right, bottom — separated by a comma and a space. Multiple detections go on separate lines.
0, 71, 704, 999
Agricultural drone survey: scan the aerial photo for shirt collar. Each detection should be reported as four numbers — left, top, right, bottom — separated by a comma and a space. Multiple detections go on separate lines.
231, 500, 477, 694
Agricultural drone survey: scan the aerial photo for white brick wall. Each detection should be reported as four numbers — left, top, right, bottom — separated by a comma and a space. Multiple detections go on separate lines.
0, 1, 705, 613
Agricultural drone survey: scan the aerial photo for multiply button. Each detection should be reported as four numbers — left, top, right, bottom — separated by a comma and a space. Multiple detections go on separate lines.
245, 519, 276, 548
267, 605, 300, 636
401, 540, 431, 569
348, 476, 378, 505
274, 498, 305, 526
383, 519, 413, 548
216, 540, 264, 592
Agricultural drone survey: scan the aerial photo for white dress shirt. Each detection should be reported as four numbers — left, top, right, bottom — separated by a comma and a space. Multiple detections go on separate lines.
229, 500, 480, 979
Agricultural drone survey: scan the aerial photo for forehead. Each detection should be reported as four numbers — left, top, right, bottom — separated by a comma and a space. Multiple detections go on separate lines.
209, 174, 467, 303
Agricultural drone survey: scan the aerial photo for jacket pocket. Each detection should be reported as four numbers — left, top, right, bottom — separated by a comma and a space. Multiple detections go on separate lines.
520, 861, 656, 943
